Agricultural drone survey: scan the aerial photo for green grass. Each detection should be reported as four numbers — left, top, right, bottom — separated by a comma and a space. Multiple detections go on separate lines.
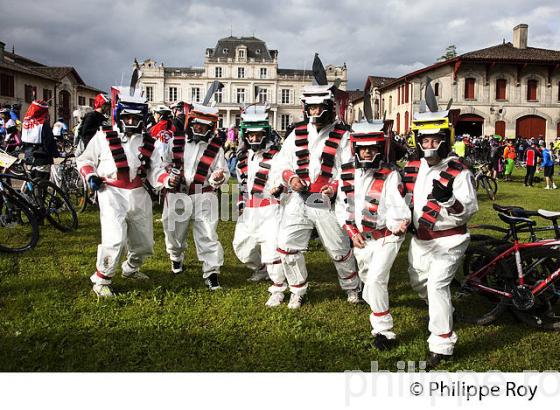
1, 173, 560, 372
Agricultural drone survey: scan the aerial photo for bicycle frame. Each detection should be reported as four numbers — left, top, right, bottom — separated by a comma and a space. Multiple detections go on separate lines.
464, 238, 560, 299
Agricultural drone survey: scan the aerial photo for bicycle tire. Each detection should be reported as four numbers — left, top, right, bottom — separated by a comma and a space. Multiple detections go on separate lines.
0, 188, 40, 253
35, 180, 78, 232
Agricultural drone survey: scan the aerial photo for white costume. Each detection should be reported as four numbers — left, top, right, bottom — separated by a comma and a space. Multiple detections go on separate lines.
77, 126, 166, 285
232, 143, 284, 289
337, 119, 411, 341
271, 117, 359, 299
161, 104, 229, 281
407, 156, 478, 355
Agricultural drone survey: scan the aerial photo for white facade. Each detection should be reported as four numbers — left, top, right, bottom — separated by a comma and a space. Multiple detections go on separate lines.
137, 36, 347, 134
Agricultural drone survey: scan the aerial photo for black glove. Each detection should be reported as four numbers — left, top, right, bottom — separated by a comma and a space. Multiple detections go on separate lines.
88, 175, 104, 192
431, 178, 454, 203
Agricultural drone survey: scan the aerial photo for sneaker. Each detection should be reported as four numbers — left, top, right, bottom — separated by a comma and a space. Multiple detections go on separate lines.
93, 283, 114, 298
346, 288, 361, 304
553, 184, 558, 189
171, 260, 184, 275
247, 268, 269, 283
122, 270, 150, 280
373, 334, 396, 351
287, 293, 303, 309
545, 186, 551, 190
205, 273, 222, 291
426, 351, 453, 369
265, 292, 285, 307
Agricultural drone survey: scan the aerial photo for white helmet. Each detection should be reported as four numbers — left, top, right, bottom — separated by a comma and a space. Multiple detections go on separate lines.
300, 84, 335, 124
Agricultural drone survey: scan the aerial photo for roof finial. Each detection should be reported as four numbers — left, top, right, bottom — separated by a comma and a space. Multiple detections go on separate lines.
230, 24, 232, 37
503, 38, 506, 44
12, 44, 14, 53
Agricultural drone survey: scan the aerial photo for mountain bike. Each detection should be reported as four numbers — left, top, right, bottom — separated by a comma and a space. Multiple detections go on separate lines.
473, 162, 497, 200
455, 211, 560, 330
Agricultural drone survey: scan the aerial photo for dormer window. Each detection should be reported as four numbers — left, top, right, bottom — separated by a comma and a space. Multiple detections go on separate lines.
239, 49, 245, 58
255, 49, 261, 55
223, 48, 229, 54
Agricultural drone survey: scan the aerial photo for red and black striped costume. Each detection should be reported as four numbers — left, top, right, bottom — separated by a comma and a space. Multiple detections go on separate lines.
402, 158, 468, 239
340, 161, 394, 240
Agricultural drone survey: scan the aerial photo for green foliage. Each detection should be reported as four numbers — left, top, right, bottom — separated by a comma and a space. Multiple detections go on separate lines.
1, 176, 560, 371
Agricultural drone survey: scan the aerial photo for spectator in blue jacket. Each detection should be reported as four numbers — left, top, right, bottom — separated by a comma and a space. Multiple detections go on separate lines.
542, 142, 556, 189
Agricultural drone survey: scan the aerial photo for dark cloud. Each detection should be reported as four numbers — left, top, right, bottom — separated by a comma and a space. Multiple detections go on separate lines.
1, 0, 558, 91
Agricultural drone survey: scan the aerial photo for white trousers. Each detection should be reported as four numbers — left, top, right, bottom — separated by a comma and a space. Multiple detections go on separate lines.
354, 235, 404, 339
162, 191, 224, 278
91, 185, 154, 285
233, 204, 286, 290
276, 194, 359, 296
408, 234, 469, 355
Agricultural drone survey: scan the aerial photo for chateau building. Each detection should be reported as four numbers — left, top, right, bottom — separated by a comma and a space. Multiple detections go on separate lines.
137, 36, 347, 133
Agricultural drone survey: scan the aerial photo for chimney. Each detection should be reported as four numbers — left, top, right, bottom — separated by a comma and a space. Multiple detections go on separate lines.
513, 24, 528, 49
0, 41, 5, 62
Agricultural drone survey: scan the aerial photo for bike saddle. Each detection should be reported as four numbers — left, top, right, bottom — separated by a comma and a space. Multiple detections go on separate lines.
498, 212, 536, 227
537, 209, 560, 220
493, 203, 524, 214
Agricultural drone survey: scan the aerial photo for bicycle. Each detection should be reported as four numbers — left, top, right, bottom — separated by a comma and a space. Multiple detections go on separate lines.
455, 211, 560, 330
0, 175, 39, 253
2, 158, 78, 232
51, 154, 88, 212
473, 162, 498, 201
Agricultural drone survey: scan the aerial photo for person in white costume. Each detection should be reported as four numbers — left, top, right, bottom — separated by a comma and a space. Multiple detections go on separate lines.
338, 119, 410, 350
403, 80, 478, 367
160, 92, 229, 291
77, 82, 168, 298
270, 76, 360, 309
231, 104, 288, 306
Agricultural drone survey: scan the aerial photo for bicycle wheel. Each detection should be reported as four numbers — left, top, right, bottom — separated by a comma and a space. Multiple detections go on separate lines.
0, 189, 40, 253
480, 176, 496, 201
454, 243, 515, 325
62, 167, 87, 211
34, 180, 78, 232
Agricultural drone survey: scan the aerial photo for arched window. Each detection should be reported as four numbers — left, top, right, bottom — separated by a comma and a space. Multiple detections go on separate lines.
434, 83, 440, 97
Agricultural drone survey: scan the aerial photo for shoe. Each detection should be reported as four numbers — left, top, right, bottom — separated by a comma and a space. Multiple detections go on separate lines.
553, 184, 558, 189
426, 351, 453, 368
171, 260, 184, 275
122, 270, 150, 280
346, 288, 361, 304
545, 186, 551, 190
373, 334, 396, 351
287, 293, 303, 309
265, 292, 285, 307
247, 268, 269, 283
205, 273, 222, 291
93, 284, 114, 298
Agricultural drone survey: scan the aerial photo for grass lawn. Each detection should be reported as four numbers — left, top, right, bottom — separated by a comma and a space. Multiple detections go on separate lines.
1, 173, 560, 372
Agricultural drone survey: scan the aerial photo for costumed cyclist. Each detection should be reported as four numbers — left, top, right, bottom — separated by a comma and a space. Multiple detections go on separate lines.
159, 81, 229, 290
270, 54, 360, 309
76, 76, 168, 298
337, 116, 410, 350
402, 80, 478, 367
232, 104, 287, 306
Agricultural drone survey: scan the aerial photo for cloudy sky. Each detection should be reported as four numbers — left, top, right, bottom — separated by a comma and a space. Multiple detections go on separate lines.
2, 0, 559, 92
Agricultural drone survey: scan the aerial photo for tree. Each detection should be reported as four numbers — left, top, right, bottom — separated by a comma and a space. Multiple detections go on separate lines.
438, 45, 458, 61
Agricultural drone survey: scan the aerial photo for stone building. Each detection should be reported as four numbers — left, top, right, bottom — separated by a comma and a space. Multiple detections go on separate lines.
371, 25, 560, 141
0, 41, 102, 127
137, 36, 347, 133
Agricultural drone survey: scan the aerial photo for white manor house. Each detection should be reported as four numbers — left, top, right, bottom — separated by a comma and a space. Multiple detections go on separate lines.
137, 36, 347, 133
